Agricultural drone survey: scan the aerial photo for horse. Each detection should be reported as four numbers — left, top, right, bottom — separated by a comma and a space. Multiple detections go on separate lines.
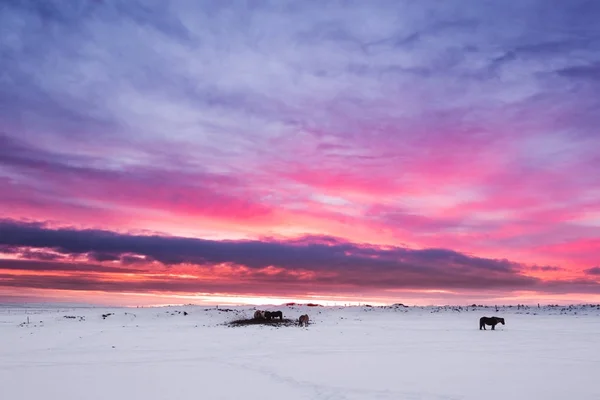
254, 310, 265, 320
264, 311, 273, 320
298, 314, 309, 327
479, 316, 505, 330
271, 310, 283, 320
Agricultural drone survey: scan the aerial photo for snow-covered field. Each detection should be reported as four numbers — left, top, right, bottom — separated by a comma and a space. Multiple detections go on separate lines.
2, 304, 599, 400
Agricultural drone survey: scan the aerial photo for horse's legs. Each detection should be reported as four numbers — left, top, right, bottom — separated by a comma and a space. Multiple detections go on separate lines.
491, 324, 495, 330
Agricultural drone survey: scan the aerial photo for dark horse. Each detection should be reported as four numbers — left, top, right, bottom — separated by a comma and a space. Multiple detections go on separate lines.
479, 316, 505, 330
264, 310, 283, 320
271, 310, 283, 320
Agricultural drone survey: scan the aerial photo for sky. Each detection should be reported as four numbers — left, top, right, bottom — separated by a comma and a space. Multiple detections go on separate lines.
0, 0, 599, 306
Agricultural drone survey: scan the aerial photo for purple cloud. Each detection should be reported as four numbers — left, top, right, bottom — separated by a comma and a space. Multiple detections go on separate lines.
584, 267, 600, 276
1, 219, 597, 296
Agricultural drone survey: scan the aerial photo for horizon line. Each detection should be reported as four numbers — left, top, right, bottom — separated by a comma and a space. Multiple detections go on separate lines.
1, 301, 598, 309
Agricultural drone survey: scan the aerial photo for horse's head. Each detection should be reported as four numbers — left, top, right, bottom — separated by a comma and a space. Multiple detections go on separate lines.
499, 317, 505, 325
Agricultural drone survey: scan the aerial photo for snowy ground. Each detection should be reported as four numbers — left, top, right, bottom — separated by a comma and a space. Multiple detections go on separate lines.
2, 304, 599, 400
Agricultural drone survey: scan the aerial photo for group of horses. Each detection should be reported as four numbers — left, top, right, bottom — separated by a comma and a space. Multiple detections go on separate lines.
253, 309, 283, 320
251, 311, 504, 330
253, 309, 310, 326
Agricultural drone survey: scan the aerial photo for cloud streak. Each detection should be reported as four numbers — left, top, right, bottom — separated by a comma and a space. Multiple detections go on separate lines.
585, 267, 600, 276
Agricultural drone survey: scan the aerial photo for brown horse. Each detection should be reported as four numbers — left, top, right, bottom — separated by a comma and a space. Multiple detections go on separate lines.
298, 314, 309, 327
479, 316, 505, 330
254, 310, 265, 320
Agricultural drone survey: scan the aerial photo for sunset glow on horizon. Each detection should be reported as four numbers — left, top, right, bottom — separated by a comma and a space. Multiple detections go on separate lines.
1, 1, 599, 306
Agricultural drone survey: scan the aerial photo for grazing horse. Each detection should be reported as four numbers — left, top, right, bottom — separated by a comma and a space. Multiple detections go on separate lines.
479, 316, 505, 330
262, 311, 283, 320
298, 314, 309, 327
271, 310, 283, 320
254, 310, 265, 320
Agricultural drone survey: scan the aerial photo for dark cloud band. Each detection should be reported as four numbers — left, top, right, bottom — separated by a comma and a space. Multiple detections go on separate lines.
1, 219, 597, 296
